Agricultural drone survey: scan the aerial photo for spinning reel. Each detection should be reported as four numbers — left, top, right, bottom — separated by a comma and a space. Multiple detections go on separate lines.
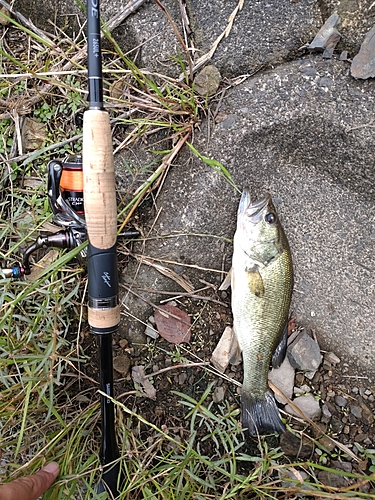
2, 155, 138, 279
22, 155, 87, 275
2, 156, 85, 278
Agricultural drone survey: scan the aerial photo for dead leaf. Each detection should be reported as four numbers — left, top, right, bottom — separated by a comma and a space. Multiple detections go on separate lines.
21, 117, 47, 151
154, 304, 191, 344
26, 250, 59, 280
113, 355, 131, 375
131, 365, 156, 400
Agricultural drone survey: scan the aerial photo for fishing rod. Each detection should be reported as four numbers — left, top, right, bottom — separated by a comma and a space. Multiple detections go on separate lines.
2, 0, 134, 494
83, 0, 122, 495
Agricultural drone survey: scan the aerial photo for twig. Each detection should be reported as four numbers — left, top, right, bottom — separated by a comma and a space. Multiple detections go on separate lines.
0, 0, 148, 114
8, 133, 83, 166
142, 285, 228, 307
0, 0, 56, 46
133, 255, 194, 293
105, 0, 147, 32
132, 252, 225, 275
179, 0, 245, 79
153, 0, 193, 83
149, 362, 209, 378
269, 380, 359, 462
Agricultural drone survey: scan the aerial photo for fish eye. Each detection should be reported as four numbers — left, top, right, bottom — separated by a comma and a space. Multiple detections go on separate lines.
265, 212, 276, 224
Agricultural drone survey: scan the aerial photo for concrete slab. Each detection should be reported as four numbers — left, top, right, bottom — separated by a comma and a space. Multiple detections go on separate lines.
138, 56, 375, 380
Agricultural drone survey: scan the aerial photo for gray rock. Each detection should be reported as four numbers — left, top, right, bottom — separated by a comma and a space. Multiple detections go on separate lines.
268, 356, 295, 404
325, 352, 341, 365
188, 0, 320, 76
280, 431, 314, 458
318, 470, 348, 488
334, 395, 348, 407
331, 460, 352, 474
144, 322, 159, 340
285, 394, 321, 421
287, 331, 322, 374
212, 385, 225, 403
322, 403, 332, 419
351, 25, 375, 79
309, 13, 341, 54
331, 417, 344, 434
350, 405, 362, 419
299, 384, 312, 394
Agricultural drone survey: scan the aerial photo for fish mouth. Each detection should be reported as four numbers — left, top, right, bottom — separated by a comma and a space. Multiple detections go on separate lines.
239, 187, 271, 222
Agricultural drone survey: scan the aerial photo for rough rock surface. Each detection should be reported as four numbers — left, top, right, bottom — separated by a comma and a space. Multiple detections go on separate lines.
133, 55, 375, 380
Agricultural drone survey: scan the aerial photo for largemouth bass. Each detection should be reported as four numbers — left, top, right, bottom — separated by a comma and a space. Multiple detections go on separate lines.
224, 188, 293, 436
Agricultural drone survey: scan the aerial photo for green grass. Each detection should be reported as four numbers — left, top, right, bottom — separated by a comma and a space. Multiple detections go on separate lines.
0, 2, 375, 499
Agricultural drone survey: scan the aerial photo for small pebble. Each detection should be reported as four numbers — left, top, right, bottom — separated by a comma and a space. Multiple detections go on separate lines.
119, 338, 128, 348
343, 425, 350, 434
360, 403, 374, 426
350, 406, 362, 419
359, 388, 366, 396
335, 395, 348, 407
144, 322, 159, 340
352, 387, 359, 394
322, 403, 332, 419
318, 435, 336, 452
300, 384, 311, 393
213, 385, 226, 403
325, 352, 341, 364
148, 315, 156, 325
355, 433, 367, 443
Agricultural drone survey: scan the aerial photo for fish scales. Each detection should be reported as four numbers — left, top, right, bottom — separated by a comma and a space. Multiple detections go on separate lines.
229, 187, 293, 436
233, 249, 293, 398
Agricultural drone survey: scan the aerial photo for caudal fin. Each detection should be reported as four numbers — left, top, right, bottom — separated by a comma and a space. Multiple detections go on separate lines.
241, 390, 285, 436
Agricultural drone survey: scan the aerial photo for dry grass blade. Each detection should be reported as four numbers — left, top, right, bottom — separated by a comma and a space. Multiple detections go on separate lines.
269, 380, 359, 462
134, 255, 194, 293
181, 0, 245, 77
0, 0, 55, 46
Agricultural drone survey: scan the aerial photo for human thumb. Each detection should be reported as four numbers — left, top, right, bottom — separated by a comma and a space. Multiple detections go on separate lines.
0, 462, 60, 500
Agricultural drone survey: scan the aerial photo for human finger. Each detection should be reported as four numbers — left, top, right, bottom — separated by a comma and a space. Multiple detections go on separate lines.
0, 461, 60, 500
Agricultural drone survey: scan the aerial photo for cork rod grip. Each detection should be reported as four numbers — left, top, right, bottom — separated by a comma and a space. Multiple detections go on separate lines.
88, 306, 120, 329
83, 110, 117, 250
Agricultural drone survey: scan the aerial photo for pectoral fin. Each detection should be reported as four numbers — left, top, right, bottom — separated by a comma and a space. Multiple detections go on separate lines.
246, 266, 265, 298
219, 268, 232, 291
271, 321, 288, 369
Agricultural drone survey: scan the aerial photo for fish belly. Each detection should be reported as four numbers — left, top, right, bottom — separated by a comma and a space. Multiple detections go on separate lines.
232, 249, 292, 435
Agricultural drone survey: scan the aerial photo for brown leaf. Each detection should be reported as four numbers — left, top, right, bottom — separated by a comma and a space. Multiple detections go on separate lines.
131, 365, 156, 400
154, 305, 191, 344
